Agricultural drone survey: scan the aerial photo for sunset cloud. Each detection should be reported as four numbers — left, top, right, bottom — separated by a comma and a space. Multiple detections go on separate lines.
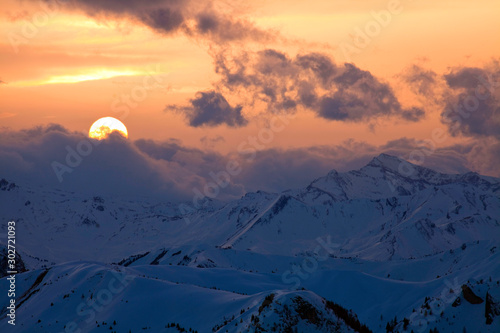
1, 125, 498, 204
166, 91, 248, 128
213, 49, 425, 123
400, 64, 438, 98
441, 63, 500, 139
53, 0, 276, 43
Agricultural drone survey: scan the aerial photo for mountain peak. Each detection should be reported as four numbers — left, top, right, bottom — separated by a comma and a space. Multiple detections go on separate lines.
366, 153, 405, 171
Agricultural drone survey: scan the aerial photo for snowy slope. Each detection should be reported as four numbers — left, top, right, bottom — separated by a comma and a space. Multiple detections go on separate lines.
1, 154, 499, 332
0, 262, 370, 333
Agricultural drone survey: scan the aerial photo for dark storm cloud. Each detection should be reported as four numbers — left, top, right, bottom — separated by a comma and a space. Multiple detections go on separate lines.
212, 49, 425, 122
166, 91, 248, 127
49, 0, 275, 43
1, 125, 498, 204
441, 64, 500, 139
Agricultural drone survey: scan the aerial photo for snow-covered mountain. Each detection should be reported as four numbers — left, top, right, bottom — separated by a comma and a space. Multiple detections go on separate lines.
1, 154, 499, 332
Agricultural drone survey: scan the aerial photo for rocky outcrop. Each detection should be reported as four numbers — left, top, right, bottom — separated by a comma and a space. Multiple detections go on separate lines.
461, 284, 484, 304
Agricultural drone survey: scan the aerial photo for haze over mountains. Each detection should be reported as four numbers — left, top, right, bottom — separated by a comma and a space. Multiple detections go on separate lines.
1, 154, 499, 332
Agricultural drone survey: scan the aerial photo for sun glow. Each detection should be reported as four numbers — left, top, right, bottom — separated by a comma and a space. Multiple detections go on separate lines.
11, 69, 145, 87
46, 69, 143, 84
89, 117, 128, 140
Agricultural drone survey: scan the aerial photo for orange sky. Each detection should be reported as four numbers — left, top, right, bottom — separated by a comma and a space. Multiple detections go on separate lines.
1, 0, 499, 153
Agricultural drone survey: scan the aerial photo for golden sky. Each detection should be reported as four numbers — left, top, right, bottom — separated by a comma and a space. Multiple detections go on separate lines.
1, 0, 499, 155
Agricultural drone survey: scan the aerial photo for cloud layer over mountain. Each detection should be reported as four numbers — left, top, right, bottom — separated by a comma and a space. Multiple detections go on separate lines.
2, 124, 498, 202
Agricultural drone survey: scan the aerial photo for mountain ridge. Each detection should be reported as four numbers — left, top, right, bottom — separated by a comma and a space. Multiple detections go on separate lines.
1, 154, 499, 332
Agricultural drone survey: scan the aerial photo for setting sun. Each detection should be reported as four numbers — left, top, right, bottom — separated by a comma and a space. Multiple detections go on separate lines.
89, 116, 128, 140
